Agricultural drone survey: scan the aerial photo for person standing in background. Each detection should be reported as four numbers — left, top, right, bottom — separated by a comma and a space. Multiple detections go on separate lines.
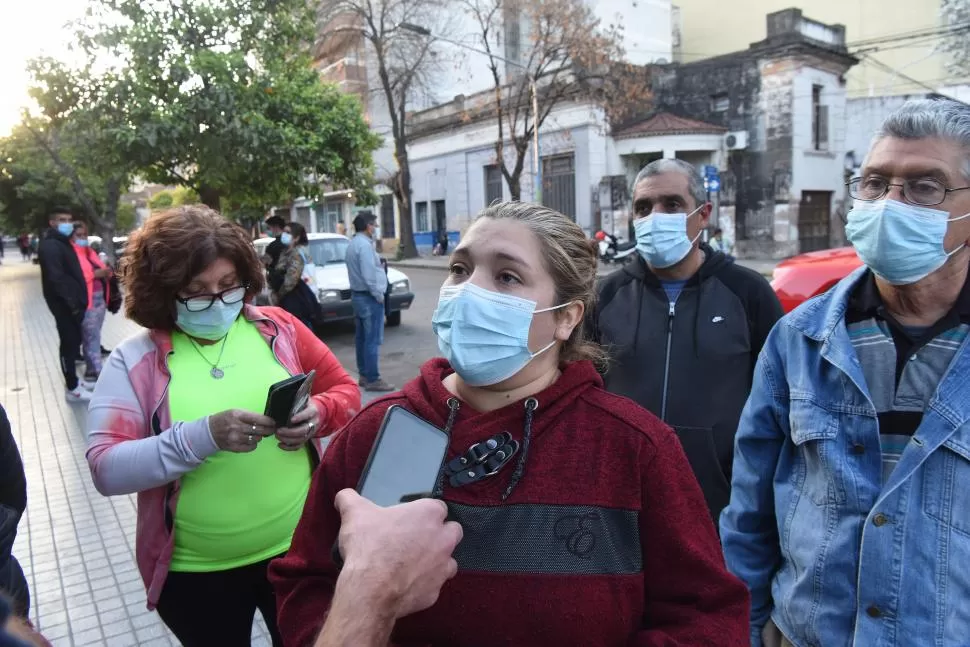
16, 235, 29, 262
589, 159, 782, 526
72, 222, 112, 386
38, 209, 90, 402
336, 221, 346, 237
262, 215, 286, 272
345, 214, 393, 392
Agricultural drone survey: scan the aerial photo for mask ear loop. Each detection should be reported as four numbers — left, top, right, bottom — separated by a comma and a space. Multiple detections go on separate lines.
685, 203, 706, 246
530, 300, 579, 358
943, 210, 970, 257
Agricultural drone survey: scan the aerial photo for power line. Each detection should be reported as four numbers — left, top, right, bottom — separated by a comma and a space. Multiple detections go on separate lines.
860, 54, 969, 105
848, 22, 970, 49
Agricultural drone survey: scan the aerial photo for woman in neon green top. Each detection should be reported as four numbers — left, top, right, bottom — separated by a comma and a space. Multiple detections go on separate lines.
86, 206, 361, 647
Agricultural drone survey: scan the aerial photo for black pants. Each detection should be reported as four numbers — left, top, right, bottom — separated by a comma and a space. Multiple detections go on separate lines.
156, 556, 284, 647
49, 303, 82, 391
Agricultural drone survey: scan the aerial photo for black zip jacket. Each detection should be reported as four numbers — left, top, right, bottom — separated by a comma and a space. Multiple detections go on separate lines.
590, 244, 783, 524
38, 228, 87, 314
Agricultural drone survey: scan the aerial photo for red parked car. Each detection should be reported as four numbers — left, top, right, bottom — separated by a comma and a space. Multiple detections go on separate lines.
770, 246, 863, 313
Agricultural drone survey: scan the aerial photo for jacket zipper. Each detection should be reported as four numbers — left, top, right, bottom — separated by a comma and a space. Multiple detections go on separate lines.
660, 300, 676, 422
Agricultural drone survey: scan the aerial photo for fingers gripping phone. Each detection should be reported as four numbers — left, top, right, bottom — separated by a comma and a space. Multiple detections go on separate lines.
331, 406, 450, 567
264, 370, 316, 427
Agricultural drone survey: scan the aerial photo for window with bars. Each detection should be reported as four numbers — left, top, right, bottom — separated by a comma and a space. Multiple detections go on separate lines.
812, 85, 829, 151
541, 154, 576, 220
415, 201, 429, 232
316, 202, 342, 233
484, 165, 503, 206
380, 194, 396, 238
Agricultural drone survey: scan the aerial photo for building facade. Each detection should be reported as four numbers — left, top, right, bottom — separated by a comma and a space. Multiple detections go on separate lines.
405, 8, 858, 258
310, 0, 674, 253
673, 0, 948, 98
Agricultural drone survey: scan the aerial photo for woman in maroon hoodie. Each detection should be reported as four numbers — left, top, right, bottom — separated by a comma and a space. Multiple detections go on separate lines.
270, 201, 749, 647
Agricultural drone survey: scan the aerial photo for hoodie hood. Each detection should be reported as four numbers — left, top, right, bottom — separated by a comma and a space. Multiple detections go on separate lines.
399, 358, 604, 499
403, 358, 603, 427
623, 242, 734, 288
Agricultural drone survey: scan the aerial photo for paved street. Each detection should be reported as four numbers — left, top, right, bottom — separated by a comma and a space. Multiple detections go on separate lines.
0, 258, 443, 646
315, 266, 443, 395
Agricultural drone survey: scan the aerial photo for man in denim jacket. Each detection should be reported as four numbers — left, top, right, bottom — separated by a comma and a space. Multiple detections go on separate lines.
722, 98, 970, 647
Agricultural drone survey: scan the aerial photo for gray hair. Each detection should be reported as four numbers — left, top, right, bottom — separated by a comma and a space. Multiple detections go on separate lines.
874, 98, 970, 179
633, 158, 708, 207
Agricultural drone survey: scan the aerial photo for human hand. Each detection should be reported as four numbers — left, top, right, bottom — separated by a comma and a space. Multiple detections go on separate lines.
93, 268, 110, 279
276, 403, 322, 451
334, 489, 462, 619
208, 409, 276, 453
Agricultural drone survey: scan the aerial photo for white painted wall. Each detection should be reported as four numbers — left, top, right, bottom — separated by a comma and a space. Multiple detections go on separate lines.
844, 93, 929, 173
789, 65, 849, 203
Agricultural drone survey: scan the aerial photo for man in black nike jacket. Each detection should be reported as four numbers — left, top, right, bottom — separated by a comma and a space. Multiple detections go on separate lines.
590, 159, 783, 526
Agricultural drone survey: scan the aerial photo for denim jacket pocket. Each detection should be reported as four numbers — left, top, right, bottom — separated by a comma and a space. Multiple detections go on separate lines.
789, 400, 846, 506
923, 437, 970, 537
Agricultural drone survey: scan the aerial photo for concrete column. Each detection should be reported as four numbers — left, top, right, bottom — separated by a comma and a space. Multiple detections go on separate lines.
663, 148, 676, 159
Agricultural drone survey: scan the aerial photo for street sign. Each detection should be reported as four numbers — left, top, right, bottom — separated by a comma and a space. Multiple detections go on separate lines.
708, 178, 721, 192
703, 164, 719, 179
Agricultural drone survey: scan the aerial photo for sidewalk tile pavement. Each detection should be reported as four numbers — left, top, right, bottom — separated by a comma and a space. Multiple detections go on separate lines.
1, 259, 290, 646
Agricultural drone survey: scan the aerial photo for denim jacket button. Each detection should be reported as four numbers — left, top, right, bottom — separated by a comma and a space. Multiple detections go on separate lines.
873, 513, 889, 527
866, 605, 883, 618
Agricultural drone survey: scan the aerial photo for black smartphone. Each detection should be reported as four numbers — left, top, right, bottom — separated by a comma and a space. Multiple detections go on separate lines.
356, 406, 450, 507
264, 370, 316, 427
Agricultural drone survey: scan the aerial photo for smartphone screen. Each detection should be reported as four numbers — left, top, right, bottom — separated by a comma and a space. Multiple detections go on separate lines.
358, 406, 450, 507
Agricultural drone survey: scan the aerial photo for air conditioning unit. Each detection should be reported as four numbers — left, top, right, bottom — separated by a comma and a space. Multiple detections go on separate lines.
724, 131, 749, 150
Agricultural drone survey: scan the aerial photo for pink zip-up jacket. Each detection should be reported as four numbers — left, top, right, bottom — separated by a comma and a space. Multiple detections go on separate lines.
85, 305, 360, 609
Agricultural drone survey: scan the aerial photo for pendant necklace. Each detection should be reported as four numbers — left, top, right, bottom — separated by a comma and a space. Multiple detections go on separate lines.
187, 330, 231, 379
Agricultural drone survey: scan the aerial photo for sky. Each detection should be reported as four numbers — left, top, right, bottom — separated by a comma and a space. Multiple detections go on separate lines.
0, 0, 86, 135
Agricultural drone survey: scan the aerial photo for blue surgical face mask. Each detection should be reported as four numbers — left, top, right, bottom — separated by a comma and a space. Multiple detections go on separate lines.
432, 283, 571, 387
57, 222, 75, 237
75, 238, 89, 247
280, 232, 293, 246
635, 205, 704, 268
175, 300, 243, 341
845, 199, 970, 285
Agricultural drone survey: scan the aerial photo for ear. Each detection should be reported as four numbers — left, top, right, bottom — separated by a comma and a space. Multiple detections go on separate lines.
555, 301, 586, 342
699, 203, 713, 227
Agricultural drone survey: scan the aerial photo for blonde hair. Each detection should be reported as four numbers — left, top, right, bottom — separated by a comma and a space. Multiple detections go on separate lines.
476, 201, 607, 370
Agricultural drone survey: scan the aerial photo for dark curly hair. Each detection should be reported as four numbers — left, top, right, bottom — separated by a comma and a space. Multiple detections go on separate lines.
121, 205, 266, 331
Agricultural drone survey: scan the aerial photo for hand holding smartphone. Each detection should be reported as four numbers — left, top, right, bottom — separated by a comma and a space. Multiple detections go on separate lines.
332, 406, 451, 568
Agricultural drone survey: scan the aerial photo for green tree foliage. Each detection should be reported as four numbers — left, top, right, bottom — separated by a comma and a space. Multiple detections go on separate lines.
148, 186, 199, 211
0, 126, 84, 234
84, 0, 380, 212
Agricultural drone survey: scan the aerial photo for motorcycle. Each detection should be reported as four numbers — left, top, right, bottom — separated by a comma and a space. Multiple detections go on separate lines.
595, 231, 637, 264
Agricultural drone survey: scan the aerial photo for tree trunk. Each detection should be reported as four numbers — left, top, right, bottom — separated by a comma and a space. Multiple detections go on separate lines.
508, 143, 529, 203
394, 142, 418, 259
508, 175, 522, 201
199, 185, 222, 211
98, 177, 121, 265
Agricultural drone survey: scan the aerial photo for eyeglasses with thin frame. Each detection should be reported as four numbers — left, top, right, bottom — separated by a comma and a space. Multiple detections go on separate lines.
847, 176, 970, 207
176, 286, 247, 312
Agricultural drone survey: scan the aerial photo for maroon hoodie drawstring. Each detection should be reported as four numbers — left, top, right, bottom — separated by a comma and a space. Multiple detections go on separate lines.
502, 397, 539, 501
432, 397, 461, 498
